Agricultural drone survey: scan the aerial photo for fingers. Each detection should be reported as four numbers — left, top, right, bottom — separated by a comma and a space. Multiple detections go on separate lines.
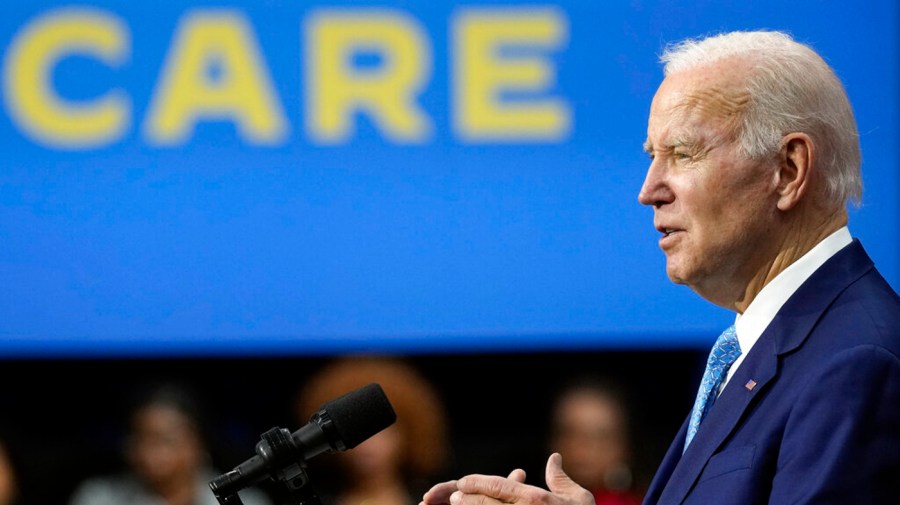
422, 455, 593, 505
456, 474, 526, 503
420, 469, 526, 505
420, 480, 459, 505
507, 468, 527, 483
422, 474, 523, 505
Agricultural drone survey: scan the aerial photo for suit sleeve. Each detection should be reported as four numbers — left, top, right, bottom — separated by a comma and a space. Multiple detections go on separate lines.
769, 344, 900, 504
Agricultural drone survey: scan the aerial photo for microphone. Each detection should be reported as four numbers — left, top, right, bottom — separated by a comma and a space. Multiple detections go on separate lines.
209, 383, 396, 503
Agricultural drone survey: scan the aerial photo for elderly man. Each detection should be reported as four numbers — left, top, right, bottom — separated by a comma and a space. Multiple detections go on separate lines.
420, 30, 900, 505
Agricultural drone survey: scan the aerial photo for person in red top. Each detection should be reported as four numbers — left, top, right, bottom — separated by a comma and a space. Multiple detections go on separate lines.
547, 377, 643, 505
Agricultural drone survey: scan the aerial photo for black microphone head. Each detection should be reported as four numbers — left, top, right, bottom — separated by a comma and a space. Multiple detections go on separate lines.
319, 383, 397, 449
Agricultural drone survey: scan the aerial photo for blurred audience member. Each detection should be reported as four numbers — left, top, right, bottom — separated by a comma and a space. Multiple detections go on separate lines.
67, 381, 272, 505
547, 376, 643, 505
295, 355, 450, 505
0, 434, 19, 505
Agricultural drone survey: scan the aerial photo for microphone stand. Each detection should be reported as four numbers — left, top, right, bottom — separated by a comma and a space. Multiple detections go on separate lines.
210, 427, 326, 505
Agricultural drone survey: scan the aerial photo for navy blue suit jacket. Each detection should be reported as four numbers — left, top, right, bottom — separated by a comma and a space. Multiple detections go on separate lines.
643, 239, 900, 504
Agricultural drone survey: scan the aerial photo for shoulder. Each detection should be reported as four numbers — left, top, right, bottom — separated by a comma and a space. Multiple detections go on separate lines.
819, 264, 900, 351
798, 240, 900, 352
68, 475, 145, 505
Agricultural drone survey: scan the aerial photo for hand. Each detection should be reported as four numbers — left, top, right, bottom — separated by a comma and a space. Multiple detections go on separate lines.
420, 453, 594, 505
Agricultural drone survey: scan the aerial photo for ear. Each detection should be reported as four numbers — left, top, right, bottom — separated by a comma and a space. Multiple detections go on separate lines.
774, 133, 813, 211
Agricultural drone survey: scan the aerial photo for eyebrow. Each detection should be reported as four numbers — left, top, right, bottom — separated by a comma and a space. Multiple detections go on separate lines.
643, 136, 694, 155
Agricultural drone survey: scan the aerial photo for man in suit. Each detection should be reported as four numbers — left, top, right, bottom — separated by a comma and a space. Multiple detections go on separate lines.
419, 30, 900, 505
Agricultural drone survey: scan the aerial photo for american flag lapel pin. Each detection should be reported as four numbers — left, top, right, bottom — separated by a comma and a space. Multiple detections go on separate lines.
745, 380, 758, 391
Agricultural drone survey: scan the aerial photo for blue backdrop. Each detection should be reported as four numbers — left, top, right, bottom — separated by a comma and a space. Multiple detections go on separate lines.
1, 1, 897, 357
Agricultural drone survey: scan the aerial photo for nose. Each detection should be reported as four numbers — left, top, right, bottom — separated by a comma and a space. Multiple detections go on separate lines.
637, 158, 672, 208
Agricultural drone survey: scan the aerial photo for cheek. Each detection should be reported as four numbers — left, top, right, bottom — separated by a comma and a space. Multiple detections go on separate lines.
676, 183, 729, 241
694, 172, 769, 231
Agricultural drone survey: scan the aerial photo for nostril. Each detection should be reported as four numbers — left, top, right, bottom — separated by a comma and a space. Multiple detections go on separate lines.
639, 185, 674, 208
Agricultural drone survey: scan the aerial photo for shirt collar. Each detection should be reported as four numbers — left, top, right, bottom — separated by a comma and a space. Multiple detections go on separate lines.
733, 226, 852, 358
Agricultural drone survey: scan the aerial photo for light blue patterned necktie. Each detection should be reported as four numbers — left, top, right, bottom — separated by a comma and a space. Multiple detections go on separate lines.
684, 324, 741, 451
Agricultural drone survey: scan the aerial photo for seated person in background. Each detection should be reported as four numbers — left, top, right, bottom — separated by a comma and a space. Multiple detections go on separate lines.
295, 355, 450, 505
0, 432, 20, 505
547, 377, 643, 505
68, 381, 272, 505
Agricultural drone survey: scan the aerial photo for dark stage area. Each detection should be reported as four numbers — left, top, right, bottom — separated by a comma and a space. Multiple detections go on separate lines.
0, 349, 705, 505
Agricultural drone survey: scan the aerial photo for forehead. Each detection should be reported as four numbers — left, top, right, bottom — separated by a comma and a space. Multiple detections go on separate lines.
647, 60, 751, 145
133, 403, 195, 430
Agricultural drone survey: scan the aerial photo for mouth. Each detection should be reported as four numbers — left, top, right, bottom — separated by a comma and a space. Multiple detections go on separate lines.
656, 225, 682, 237
655, 226, 683, 248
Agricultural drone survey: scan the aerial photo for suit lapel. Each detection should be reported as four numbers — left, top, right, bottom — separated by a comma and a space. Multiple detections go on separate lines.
655, 341, 778, 504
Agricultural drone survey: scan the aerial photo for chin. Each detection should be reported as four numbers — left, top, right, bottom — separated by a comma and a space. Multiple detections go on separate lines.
665, 266, 688, 285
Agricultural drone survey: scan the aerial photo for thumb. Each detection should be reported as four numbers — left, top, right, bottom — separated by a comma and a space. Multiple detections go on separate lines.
545, 452, 584, 495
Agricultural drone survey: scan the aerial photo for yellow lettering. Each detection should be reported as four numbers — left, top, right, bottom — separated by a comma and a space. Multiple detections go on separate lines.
144, 10, 288, 146
2, 7, 129, 149
453, 8, 571, 142
305, 9, 432, 144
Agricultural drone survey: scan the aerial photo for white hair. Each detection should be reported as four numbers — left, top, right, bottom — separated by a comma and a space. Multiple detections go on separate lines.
660, 30, 862, 208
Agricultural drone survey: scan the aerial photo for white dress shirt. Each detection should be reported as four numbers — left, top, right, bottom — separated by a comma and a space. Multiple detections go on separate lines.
721, 226, 853, 391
